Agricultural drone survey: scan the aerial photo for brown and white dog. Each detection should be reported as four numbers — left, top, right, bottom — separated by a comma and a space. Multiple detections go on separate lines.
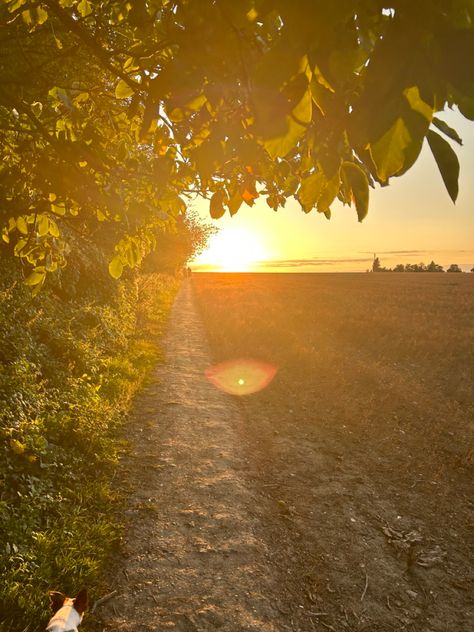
46, 589, 88, 632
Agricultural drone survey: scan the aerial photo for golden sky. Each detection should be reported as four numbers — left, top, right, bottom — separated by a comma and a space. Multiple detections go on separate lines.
191, 110, 474, 272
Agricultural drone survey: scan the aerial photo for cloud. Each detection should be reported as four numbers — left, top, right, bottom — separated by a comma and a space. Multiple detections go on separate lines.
360, 250, 427, 256
256, 257, 373, 268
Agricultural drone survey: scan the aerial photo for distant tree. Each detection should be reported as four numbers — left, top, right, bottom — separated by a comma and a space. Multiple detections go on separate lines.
427, 260, 444, 272
393, 264, 405, 272
372, 256, 382, 272
447, 264, 462, 272
142, 212, 215, 275
471, 267, 474, 273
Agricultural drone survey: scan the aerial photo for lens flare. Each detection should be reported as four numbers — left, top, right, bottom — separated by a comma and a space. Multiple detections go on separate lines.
205, 358, 277, 396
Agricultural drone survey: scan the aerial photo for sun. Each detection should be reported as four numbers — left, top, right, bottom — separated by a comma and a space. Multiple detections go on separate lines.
194, 227, 267, 272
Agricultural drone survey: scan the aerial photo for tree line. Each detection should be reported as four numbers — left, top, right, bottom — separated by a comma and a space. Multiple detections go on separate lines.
372, 257, 472, 273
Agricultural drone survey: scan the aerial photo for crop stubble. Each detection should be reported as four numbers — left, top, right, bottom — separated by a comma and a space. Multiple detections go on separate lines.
193, 272, 473, 632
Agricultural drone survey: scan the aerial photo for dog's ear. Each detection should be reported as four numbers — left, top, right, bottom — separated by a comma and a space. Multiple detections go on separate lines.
49, 591, 66, 612
73, 588, 88, 614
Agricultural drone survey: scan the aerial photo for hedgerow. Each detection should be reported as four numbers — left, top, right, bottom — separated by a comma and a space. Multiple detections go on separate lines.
0, 254, 178, 630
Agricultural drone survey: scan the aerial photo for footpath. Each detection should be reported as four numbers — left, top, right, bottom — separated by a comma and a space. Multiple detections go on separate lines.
97, 280, 281, 631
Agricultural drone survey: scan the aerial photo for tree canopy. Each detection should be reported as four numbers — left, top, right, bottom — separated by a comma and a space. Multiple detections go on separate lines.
1, 0, 473, 288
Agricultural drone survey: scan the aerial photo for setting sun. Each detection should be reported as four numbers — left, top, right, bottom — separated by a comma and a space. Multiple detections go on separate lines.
193, 227, 268, 272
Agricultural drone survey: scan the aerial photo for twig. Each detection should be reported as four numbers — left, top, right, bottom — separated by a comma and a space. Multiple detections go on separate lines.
90, 590, 118, 614
360, 570, 369, 602
320, 622, 337, 631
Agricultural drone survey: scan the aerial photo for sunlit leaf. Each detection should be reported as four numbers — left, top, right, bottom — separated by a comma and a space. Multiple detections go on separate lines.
298, 172, 326, 212
403, 86, 432, 122
36, 6, 48, 24
264, 116, 306, 159
77, 0, 92, 18
24, 268, 46, 286
10, 438, 26, 455
342, 162, 369, 221
426, 130, 459, 203
108, 256, 124, 279
37, 215, 49, 236
115, 79, 134, 99
51, 203, 66, 216
8, 0, 27, 12
369, 117, 411, 182
291, 87, 312, 125
16, 217, 28, 235
48, 220, 60, 237
317, 172, 340, 212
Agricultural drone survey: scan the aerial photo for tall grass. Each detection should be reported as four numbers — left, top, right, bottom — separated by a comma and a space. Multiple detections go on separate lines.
0, 260, 178, 631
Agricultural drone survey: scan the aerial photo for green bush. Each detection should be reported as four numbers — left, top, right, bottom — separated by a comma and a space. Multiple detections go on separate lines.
0, 256, 178, 630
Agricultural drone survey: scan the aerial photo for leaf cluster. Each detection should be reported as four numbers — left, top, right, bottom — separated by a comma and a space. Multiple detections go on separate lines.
1, 0, 472, 284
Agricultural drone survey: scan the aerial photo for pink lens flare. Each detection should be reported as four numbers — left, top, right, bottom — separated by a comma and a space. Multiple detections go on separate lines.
205, 358, 277, 396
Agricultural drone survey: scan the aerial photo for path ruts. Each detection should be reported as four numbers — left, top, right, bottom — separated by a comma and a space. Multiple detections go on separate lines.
98, 281, 280, 631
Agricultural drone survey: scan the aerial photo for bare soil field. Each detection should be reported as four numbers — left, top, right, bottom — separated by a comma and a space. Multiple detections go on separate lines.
193, 272, 474, 631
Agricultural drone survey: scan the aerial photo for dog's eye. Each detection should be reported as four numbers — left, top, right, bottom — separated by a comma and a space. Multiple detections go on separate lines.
205, 358, 277, 395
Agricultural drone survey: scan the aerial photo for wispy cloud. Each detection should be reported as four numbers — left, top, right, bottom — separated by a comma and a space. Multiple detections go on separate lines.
360, 249, 474, 256
256, 257, 373, 268
360, 250, 427, 256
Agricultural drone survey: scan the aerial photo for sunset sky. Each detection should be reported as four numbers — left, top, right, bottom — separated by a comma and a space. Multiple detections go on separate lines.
191, 110, 474, 273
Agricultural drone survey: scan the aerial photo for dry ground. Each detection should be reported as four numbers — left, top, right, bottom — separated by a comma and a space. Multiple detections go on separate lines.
94, 273, 473, 632
192, 272, 473, 631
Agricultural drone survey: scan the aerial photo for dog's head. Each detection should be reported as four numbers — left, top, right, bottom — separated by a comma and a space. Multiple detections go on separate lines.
46, 589, 88, 632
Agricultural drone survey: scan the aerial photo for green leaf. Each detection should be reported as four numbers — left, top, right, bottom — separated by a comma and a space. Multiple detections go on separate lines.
263, 116, 306, 159
48, 220, 60, 237
77, 0, 92, 18
431, 117, 462, 145
108, 256, 124, 279
291, 87, 312, 125
342, 162, 369, 222
298, 172, 325, 213
210, 190, 226, 219
16, 216, 28, 235
125, 239, 141, 267
115, 79, 135, 99
8, 0, 26, 12
426, 130, 459, 203
403, 86, 433, 122
369, 117, 412, 182
317, 172, 340, 212
24, 268, 46, 286
36, 6, 48, 24
51, 202, 66, 216
37, 215, 49, 236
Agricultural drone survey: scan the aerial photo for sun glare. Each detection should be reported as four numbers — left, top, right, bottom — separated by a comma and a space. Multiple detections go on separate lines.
194, 227, 267, 272
205, 359, 277, 396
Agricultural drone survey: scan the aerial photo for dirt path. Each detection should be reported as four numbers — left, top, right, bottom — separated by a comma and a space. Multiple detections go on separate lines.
95, 277, 473, 632
97, 281, 283, 631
